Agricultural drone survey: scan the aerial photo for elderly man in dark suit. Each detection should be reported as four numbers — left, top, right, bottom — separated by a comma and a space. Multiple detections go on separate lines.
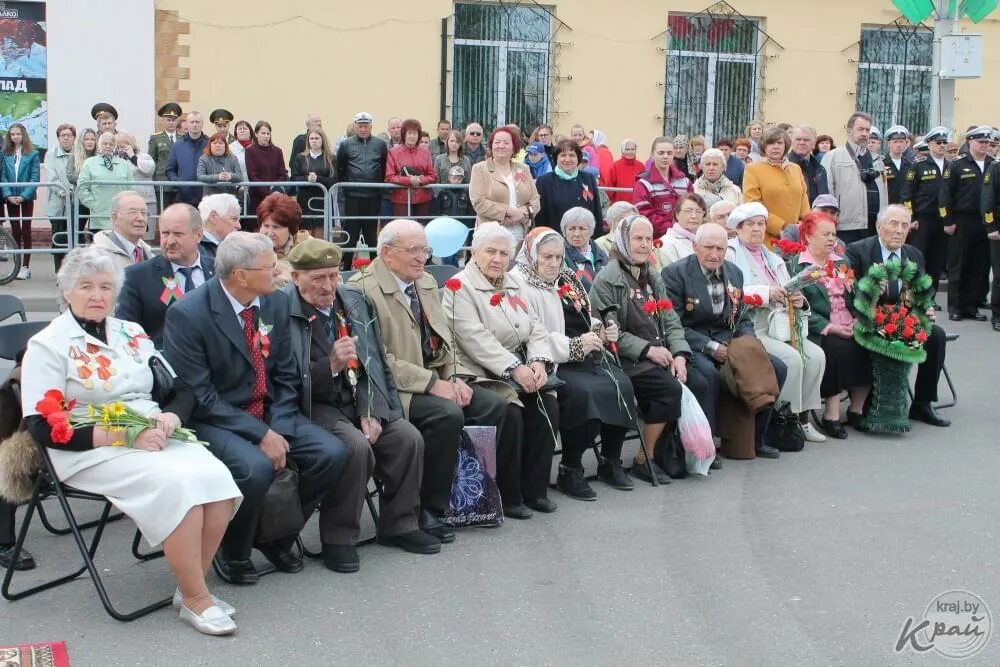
283, 237, 440, 573
845, 204, 950, 428
662, 222, 788, 458
116, 203, 215, 347
197, 193, 241, 263
163, 232, 355, 585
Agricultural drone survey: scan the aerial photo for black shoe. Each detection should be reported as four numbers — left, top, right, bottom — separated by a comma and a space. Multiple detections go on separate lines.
755, 444, 781, 459
524, 497, 558, 513
992, 319, 1000, 332
964, 311, 988, 322
630, 459, 670, 485
710, 456, 722, 470
257, 540, 304, 573
503, 503, 533, 520
934, 304, 943, 311
322, 543, 360, 573
948, 312, 963, 322
419, 509, 456, 544
556, 465, 597, 501
377, 529, 441, 554
846, 411, 869, 432
909, 402, 951, 427
213, 554, 259, 585
0, 544, 35, 571
821, 418, 849, 439
597, 459, 634, 490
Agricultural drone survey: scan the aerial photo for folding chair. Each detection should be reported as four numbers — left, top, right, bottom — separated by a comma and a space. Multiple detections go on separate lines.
425, 264, 459, 288
0, 294, 26, 324
299, 483, 382, 560
906, 332, 959, 409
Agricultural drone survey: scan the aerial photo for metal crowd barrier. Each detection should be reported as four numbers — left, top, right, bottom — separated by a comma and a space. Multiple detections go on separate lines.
0, 181, 72, 257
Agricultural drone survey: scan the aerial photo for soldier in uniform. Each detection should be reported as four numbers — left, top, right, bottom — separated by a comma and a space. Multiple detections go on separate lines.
883, 125, 910, 204
940, 126, 994, 322
867, 126, 882, 158
901, 127, 949, 300
209, 109, 235, 144
979, 129, 1000, 331
90, 102, 118, 135
149, 102, 183, 214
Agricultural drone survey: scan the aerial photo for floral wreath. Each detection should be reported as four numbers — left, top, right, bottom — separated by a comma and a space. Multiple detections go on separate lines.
852, 258, 935, 364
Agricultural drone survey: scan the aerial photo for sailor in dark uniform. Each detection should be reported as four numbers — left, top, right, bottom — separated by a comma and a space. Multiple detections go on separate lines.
979, 129, 1000, 331
883, 125, 910, 204
900, 126, 949, 299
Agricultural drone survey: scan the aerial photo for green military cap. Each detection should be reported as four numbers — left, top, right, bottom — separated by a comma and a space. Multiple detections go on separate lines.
91, 102, 118, 120
158, 102, 182, 118
210, 108, 234, 124
287, 237, 343, 270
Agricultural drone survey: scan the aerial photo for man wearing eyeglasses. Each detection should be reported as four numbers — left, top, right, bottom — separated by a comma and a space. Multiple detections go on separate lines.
90, 190, 154, 274
349, 219, 508, 536
901, 126, 950, 300
463, 122, 486, 165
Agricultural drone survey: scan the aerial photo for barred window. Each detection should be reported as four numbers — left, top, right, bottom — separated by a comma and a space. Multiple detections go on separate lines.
856, 25, 933, 136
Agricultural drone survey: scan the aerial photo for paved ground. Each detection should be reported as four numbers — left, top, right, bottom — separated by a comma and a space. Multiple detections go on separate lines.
2, 276, 999, 666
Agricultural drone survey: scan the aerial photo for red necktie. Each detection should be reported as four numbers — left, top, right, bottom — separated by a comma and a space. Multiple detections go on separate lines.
132, 246, 143, 264
239, 306, 266, 420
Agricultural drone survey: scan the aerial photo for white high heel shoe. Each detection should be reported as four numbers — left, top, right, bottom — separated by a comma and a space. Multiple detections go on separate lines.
179, 604, 237, 636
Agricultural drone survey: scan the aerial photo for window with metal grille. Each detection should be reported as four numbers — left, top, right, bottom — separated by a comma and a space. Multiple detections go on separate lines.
664, 8, 762, 145
855, 24, 932, 136
452, 3, 551, 133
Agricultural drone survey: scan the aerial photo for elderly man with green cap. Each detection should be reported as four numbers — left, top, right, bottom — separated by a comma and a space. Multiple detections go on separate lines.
283, 237, 441, 573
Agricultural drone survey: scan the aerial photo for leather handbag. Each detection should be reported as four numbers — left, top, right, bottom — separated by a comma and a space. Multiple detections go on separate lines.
767, 304, 809, 342
654, 422, 688, 480
148, 356, 175, 405
766, 401, 805, 452
256, 464, 306, 543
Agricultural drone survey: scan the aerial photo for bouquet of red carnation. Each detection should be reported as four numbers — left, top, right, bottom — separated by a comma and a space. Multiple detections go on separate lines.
873, 303, 929, 349
776, 239, 807, 256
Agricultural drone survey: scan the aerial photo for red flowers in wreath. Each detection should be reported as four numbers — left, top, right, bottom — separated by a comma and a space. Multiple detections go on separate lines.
873, 303, 929, 347
35, 389, 76, 444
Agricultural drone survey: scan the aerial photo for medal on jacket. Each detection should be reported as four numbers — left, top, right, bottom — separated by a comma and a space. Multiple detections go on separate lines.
117, 322, 150, 363
336, 311, 359, 395
160, 276, 183, 305
255, 319, 272, 359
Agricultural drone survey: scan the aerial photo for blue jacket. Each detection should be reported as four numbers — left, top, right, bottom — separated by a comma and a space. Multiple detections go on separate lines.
1, 150, 40, 200
725, 154, 745, 188
166, 133, 210, 204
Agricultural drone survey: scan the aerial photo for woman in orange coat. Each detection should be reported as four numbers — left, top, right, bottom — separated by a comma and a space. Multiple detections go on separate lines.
742, 127, 810, 247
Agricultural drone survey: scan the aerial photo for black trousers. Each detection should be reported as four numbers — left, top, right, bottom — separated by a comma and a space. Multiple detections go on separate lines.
947, 213, 990, 315
560, 420, 629, 467
407, 385, 508, 513
341, 196, 381, 270
0, 498, 15, 546
913, 324, 947, 404
195, 414, 350, 560
908, 208, 950, 298
497, 392, 559, 505
990, 240, 1000, 321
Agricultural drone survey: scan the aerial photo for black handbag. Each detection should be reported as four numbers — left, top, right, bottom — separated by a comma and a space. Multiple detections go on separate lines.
654, 422, 688, 479
255, 464, 306, 544
148, 356, 175, 405
767, 401, 805, 452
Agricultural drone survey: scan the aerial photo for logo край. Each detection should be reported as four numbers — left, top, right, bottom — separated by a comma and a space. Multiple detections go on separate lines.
895, 590, 991, 659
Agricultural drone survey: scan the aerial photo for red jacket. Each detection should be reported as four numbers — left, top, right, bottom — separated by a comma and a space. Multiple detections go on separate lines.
385, 144, 435, 205
596, 144, 615, 186
607, 157, 645, 203
632, 165, 692, 237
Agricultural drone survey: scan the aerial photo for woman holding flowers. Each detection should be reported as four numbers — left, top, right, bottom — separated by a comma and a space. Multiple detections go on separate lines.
589, 214, 709, 485
20, 247, 242, 636
511, 227, 637, 500
443, 222, 559, 520
788, 212, 872, 439
725, 202, 827, 443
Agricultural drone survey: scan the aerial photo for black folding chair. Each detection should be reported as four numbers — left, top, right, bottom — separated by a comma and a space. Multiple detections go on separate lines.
0, 294, 26, 324
426, 264, 459, 288
906, 332, 959, 409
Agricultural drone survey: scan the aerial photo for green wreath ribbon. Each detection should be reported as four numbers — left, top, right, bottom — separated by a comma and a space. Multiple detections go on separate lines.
852, 258, 935, 364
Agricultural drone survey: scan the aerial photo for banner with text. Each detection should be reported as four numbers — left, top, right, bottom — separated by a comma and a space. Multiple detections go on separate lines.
0, 1, 46, 149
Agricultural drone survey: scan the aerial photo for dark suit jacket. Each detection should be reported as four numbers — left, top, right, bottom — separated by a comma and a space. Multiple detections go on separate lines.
116, 254, 216, 347
162, 277, 301, 443
199, 237, 219, 264
844, 236, 926, 314
661, 254, 754, 353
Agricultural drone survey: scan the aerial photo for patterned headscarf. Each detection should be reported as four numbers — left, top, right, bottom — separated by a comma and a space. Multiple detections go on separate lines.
514, 227, 563, 287
611, 214, 653, 266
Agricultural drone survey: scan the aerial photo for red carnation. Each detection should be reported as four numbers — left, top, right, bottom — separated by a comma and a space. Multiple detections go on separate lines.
352, 258, 372, 270
444, 277, 462, 292
657, 298, 674, 311
35, 396, 62, 417
915, 330, 929, 343
753, 294, 764, 306
50, 420, 74, 444
652, 239, 663, 249
642, 301, 659, 314
884, 322, 898, 335
489, 293, 503, 307
557, 283, 572, 298
902, 327, 915, 339
742, 295, 756, 306
777, 239, 806, 255
903, 316, 917, 328
874, 312, 886, 325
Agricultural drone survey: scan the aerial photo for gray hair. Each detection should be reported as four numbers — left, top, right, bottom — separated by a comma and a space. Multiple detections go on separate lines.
97, 131, 115, 148
709, 200, 736, 220
620, 138, 637, 153
377, 219, 425, 254
793, 125, 818, 139
694, 222, 729, 246
470, 221, 515, 254
110, 190, 145, 214
700, 148, 726, 164
162, 203, 203, 232
215, 231, 274, 279
606, 201, 639, 231
198, 193, 240, 220
875, 204, 911, 226
560, 206, 596, 235
56, 247, 122, 311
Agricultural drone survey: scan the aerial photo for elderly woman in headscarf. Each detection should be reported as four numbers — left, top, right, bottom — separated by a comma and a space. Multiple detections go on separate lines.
443, 222, 559, 519
511, 227, 637, 499
560, 206, 608, 290
589, 214, 710, 484
725, 202, 827, 443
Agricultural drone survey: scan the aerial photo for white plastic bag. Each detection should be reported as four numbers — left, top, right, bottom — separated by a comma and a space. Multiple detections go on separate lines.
678, 383, 715, 475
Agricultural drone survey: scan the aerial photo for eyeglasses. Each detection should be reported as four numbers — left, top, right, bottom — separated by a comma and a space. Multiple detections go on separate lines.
121, 208, 148, 217
932, 140, 947, 145
467, 131, 482, 136
244, 262, 278, 271
390, 244, 433, 257
678, 208, 704, 215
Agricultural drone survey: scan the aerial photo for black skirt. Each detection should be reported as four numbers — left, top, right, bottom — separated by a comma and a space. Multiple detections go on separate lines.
816, 333, 872, 397
623, 364, 682, 424
556, 354, 637, 431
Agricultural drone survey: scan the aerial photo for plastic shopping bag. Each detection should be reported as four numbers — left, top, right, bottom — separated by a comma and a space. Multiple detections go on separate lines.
678, 383, 716, 475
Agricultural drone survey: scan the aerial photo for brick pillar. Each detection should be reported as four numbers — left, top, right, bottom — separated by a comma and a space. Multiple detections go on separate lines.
154, 10, 191, 125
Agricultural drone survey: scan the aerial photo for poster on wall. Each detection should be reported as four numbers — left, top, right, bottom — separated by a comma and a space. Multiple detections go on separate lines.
0, 1, 46, 151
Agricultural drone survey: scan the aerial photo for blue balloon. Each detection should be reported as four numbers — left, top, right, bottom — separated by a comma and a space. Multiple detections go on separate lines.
425, 217, 470, 258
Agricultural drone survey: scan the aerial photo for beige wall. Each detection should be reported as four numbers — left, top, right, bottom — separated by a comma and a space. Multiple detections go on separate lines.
156, 0, 1000, 158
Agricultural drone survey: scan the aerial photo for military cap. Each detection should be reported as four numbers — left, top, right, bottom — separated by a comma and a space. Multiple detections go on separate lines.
210, 108, 234, 124
352, 111, 374, 124
287, 237, 343, 270
884, 125, 909, 141
913, 141, 929, 152
869, 126, 882, 140
91, 102, 118, 120
965, 126, 994, 142
157, 102, 182, 118
923, 126, 950, 143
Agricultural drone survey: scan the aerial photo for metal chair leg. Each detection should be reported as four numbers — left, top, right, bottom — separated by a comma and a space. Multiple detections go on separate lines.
37, 498, 125, 536
131, 528, 164, 561
935, 365, 957, 409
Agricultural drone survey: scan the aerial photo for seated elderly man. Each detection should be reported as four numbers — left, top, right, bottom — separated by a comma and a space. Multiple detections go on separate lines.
283, 237, 439, 571
90, 190, 154, 272
117, 203, 215, 347
197, 193, 242, 261
348, 219, 507, 535
163, 232, 357, 584
709, 199, 737, 232
661, 222, 788, 458
844, 204, 949, 428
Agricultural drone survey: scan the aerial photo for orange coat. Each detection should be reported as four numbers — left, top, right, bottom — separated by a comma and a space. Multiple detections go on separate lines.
742, 161, 810, 247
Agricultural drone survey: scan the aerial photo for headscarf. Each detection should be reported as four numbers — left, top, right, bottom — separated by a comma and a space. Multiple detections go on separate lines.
592, 129, 607, 147
611, 214, 653, 266
515, 227, 563, 287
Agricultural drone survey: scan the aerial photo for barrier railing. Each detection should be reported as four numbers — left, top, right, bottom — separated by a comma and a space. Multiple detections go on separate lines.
0, 181, 73, 257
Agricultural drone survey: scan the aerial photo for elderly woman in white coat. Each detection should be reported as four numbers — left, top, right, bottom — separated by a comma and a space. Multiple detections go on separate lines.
443, 222, 558, 519
511, 227, 637, 501
20, 247, 242, 636
725, 202, 827, 442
